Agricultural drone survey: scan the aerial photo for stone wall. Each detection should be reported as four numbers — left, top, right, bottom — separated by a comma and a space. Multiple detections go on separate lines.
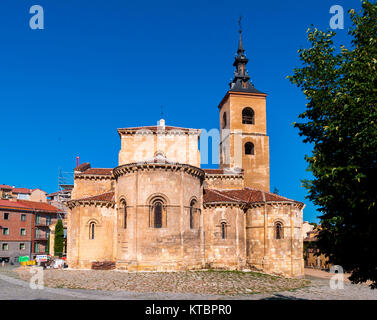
114, 165, 204, 271
71, 176, 114, 200
245, 203, 304, 277
118, 129, 201, 167
204, 174, 244, 190
203, 205, 246, 269
67, 204, 116, 269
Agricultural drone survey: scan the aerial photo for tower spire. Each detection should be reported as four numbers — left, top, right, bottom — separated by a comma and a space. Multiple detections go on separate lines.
229, 17, 263, 94
237, 16, 244, 55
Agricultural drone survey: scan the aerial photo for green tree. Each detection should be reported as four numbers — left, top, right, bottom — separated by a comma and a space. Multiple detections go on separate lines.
47, 233, 50, 254
54, 219, 64, 258
288, 0, 377, 288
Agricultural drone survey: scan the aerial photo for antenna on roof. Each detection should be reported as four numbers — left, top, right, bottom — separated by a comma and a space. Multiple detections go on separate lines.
160, 105, 164, 119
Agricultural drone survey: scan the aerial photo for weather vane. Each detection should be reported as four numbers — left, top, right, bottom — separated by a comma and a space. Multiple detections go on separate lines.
238, 15, 242, 33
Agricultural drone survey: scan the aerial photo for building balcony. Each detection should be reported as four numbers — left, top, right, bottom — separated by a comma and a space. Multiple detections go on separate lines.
35, 223, 51, 227
33, 251, 48, 255
34, 236, 48, 241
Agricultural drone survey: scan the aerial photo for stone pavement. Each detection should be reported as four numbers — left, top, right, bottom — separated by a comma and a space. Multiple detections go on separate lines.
0, 266, 376, 300
0, 272, 226, 300
253, 269, 377, 300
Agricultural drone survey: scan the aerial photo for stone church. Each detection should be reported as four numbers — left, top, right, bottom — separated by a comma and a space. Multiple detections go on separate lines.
67, 30, 305, 277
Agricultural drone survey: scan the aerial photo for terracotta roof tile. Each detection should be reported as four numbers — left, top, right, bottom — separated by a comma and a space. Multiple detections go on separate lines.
12, 188, 32, 194
75, 165, 113, 176
203, 189, 244, 204
203, 169, 225, 174
0, 199, 59, 212
0, 200, 29, 209
75, 162, 91, 172
81, 168, 113, 175
75, 192, 115, 202
17, 200, 59, 212
0, 185, 12, 190
203, 187, 303, 206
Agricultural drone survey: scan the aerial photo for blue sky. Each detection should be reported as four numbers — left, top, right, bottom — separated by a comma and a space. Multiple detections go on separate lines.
0, 0, 363, 222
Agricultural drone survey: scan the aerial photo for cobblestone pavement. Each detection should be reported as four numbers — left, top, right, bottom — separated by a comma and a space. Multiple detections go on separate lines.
13, 267, 309, 296
0, 266, 376, 300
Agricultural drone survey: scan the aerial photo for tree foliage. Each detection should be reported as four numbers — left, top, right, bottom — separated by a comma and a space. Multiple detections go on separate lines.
54, 219, 64, 258
47, 233, 50, 254
288, 1, 377, 288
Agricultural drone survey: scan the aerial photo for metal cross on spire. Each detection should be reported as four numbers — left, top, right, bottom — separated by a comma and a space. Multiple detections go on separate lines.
237, 15, 244, 55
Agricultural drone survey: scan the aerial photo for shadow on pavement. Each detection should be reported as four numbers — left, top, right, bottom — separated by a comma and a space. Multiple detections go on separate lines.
260, 294, 308, 300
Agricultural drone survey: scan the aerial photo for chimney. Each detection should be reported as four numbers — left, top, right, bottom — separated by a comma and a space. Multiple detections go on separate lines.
76, 156, 80, 168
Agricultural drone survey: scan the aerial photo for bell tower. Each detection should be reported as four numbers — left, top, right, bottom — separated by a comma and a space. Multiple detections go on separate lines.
218, 23, 270, 192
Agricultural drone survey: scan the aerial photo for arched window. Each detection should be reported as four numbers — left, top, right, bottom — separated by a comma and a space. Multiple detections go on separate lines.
123, 205, 127, 229
153, 200, 163, 228
119, 199, 127, 229
221, 222, 227, 239
149, 195, 168, 228
242, 107, 254, 124
89, 222, 95, 240
275, 222, 283, 240
190, 200, 196, 229
222, 112, 227, 129
245, 142, 254, 155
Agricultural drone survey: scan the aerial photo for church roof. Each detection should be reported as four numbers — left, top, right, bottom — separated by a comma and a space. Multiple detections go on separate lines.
203, 188, 303, 207
118, 125, 201, 136
72, 192, 115, 202
74, 163, 113, 176
229, 86, 265, 95
67, 192, 115, 209
203, 169, 225, 174
80, 168, 113, 175
75, 162, 91, 172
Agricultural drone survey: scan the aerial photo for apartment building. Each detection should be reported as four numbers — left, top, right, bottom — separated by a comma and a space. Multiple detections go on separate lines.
0, 199, 59, 263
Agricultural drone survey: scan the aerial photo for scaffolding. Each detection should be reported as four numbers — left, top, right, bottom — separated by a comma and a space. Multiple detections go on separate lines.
54, 168, 74, 219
